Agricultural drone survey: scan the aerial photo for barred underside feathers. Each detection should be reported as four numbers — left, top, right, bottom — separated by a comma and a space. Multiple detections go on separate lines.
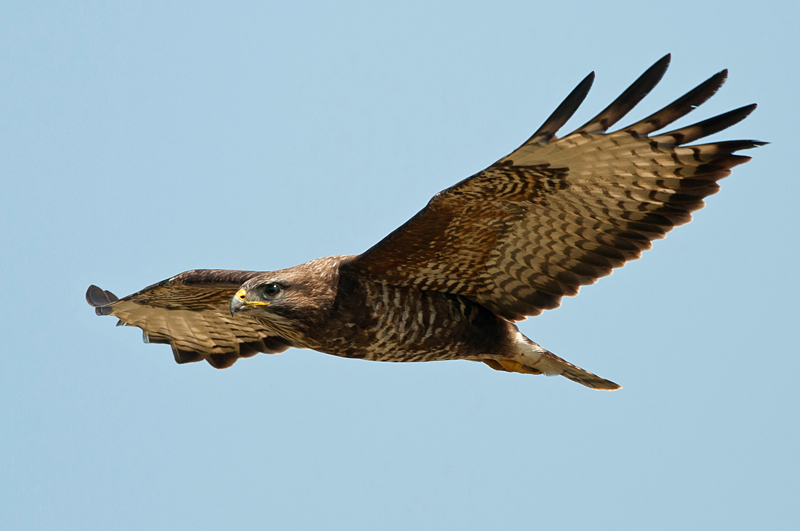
87, 270, 293, 369
353, 54, 762, 320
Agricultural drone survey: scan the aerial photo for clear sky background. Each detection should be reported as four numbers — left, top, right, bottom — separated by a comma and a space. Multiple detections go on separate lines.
2, 1, 798, 530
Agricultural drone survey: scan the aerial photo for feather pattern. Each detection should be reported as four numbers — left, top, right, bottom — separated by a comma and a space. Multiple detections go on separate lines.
87, 270, 294, 368
351, 56, 762, 320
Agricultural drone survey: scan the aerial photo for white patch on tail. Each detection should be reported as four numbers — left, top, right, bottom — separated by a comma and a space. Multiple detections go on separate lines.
512, 332, 621, 390
513, 332, 561, 376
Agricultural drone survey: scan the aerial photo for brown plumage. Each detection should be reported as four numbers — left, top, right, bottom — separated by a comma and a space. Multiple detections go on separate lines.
86, 55, 762, 390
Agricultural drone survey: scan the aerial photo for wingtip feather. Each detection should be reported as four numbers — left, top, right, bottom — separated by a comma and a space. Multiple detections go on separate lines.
624, 68, 731, 136
86, 285, 118, 315
526, 70, 595, 145
653, 103, 759, 146
573, 54, 672, 135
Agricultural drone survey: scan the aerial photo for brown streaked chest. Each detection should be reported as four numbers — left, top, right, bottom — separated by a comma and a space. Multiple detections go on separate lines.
309, 275, 511, 363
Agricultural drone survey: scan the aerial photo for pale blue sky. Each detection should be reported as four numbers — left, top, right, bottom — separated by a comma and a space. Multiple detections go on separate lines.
2, 1, 798, 530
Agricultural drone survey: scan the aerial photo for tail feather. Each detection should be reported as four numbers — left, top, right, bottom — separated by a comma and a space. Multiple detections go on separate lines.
541, 353, 621, 390
484, 332, 621, 391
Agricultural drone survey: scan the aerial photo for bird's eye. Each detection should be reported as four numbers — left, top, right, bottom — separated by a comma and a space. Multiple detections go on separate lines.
263, 283, 282, 297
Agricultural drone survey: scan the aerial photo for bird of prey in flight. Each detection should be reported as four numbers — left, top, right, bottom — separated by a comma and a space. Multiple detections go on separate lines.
86, 55, 762, 390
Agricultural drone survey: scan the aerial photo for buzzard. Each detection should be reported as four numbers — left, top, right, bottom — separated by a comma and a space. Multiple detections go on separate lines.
86, 55, 761, 390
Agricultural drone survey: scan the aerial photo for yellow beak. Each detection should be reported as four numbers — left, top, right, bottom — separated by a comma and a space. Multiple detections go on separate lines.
230, 288, 269, 317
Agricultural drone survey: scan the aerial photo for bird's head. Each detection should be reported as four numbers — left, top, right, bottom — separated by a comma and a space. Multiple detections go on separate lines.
229, 279, 288, 318
228, 257, 345, 339
229, 277, 312, 342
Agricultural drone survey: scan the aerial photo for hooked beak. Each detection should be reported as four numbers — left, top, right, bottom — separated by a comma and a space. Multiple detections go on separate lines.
229, 288, 270, 317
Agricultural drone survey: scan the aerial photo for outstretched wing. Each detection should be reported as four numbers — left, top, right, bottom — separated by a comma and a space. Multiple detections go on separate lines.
86, 270, 294, 368
349, 55, 763, 320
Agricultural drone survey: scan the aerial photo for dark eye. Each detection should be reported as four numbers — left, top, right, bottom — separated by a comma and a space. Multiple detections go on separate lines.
263, 283, 282, 297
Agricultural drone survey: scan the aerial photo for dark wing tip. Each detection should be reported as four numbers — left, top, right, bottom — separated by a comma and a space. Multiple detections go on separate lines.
624, 68, 730, 136
573, 54, 672, 135
86, 285, 119, 315
526, 71, 595, 145
653, 103, 759, 145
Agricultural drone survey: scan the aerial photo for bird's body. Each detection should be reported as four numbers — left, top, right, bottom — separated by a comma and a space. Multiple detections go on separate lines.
298, 256, 510, 364
87, 55, 762, 390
